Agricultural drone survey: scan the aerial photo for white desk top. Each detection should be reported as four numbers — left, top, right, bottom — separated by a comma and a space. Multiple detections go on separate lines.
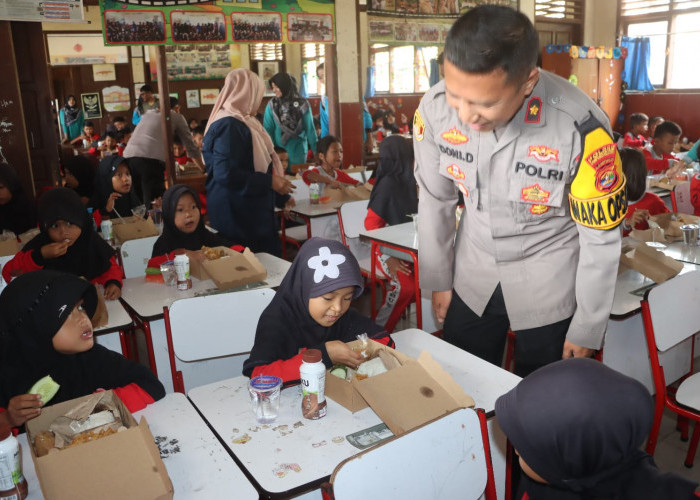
661, 241, 700, 265
188, 377, 383, 495
391, 329, 520, 414
95, 298, 133, 334
18, 393, 257, 500
120, 252, 290, 320
291, 198, 342, 218
359, 222, 417, 252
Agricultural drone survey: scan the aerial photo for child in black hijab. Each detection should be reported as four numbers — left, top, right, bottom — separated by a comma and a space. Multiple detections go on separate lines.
149, 184, 239, 267
0, 270, 164, 429
0, 164, 37, 235
61, 155, 96, 205
495, 358, 698, 500
243, 238, 393, 383
1, 188, 122, 299
91, 155, 142, 219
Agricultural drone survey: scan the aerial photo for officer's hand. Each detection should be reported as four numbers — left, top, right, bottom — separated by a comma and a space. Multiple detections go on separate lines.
562, 340, 595, 359
432, 290, 452, 324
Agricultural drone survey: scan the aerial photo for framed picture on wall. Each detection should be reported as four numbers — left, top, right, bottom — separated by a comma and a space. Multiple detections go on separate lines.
81, 92, 102, 119
258, 61, 279, 95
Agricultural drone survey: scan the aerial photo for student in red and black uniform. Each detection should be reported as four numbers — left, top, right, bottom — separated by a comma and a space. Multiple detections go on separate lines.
364, 136, 417, 332
643, 121, 684, 176
622, 112, 648, 148
0, 271, 164, 430
243, 238, 393, 383
648, 116, 664, 143
301, 135, 359, 187
69, 121, 100, 148
619, 147, 669, 236
2, 188, 123, 300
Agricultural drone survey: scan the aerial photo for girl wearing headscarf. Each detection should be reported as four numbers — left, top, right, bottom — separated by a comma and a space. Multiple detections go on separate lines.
59, 94, 84, 141
61, 155, 96, 206
243, 238, 393, 383
495, 358, 699, 500
91, 155, 142, 219
2, 188, 123, 300
263, 72, 318, 169
0, 164, 36, 235
0, 270, 164, 429
203, 68, 294, 256
364, 136, 417, 332
148, 184, 241, 267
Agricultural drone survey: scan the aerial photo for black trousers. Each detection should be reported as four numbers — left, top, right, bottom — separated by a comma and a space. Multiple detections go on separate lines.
128, 156, 165, 207
443, 285, 571, 377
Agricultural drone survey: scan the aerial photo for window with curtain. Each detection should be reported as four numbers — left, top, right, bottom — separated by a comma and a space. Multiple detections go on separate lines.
622, 0, 700, 89
301, 43, 325, 96
370, 44, 439, 94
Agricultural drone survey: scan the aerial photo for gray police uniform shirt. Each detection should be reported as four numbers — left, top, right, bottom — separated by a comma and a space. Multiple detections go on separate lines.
413, 70, 624, 350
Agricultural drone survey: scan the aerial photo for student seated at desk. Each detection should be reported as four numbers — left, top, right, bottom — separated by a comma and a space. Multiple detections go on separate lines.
88, 131, 119, 158
619, 148, 669, 235
243, 238, 393, 383
301, 136, 359, 187
622, 112, 648, 149
70, 121, 100, 148
643, 121, 684, 176
0, 270, 165, 429
0, 163, 37, 235
2, 188, 123, 299
364, 136, 417, 332
148, 184, 242, 267
495, 358, 698, 500
91, 156, 142, 220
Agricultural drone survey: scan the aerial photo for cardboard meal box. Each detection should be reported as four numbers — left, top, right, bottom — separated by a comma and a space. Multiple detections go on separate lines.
188, 247, 266, 290
322, 183, 372, 203
112, 216, 159, 244
325, 340, 475, 435
619, 243, 683, 283
631, 213, 700, 243
25, 391, 173, 500
0, 233, 19, 256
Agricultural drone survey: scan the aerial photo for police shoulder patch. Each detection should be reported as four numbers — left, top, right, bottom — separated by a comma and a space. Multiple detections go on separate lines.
413, 110, 425, 141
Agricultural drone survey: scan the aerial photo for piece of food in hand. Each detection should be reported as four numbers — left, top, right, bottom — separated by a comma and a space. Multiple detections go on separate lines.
29, 375, 60, 405
357, 357, 389, 378
330, 365, 347, 379
34, 431, 56, 457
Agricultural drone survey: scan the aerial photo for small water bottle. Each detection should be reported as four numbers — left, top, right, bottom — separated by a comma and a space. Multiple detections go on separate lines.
174, 249, 192, 290
0, 423, 28, 500
300, 349, 327, 420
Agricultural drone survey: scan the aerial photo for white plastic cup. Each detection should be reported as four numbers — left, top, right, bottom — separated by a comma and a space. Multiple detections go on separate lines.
100, 220, 113, 243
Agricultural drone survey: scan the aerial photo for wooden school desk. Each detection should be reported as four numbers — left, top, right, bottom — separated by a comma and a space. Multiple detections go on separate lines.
188, 328, 520, 500
17, 393, 257, 499
119, 252, 291, 392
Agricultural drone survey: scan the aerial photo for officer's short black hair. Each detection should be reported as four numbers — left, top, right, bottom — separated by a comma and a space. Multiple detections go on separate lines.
317, 135, 340, 157
629, 113, 649, 128
444, 5, 538, 84
654, 120, 682, 139
619, 147, 647, 201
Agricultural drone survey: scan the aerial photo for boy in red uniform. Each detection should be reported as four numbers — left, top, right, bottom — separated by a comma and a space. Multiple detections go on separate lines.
622, 113, 648, 148
643, 121, 684, 175
619, 148, 669, 235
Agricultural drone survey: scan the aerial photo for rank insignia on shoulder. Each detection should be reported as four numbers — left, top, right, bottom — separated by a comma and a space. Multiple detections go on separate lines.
525, 97, 542, 123
521, 183, 550, 204
441, 127, 468, 145
528, 145, 559, 163
413, 110, 425, 141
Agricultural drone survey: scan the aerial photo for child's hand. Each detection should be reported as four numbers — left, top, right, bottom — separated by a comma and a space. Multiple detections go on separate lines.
283, 198, 296, 220
106, 192, 122, 213
385, 257, 411, 279
151, 197, 163, 210
41, 241, 69, 259
630, 209, 650, 228
6, 394, 42, 427
103, 283, 121, 300
326, 340, 365, 370
328, 180, 341, 189
667, 160, 684, 179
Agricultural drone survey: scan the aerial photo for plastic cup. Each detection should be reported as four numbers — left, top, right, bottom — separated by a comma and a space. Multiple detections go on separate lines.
681, 224, 699, 246
309, 183, 321, 205
249, 376, 282, 424
160, 261, 177, 286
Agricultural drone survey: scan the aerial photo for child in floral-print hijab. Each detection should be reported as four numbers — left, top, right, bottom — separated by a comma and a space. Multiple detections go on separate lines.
243, 238, 393, 383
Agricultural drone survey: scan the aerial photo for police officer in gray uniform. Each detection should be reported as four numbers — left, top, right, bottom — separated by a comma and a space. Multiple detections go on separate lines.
414, 6, 626, 376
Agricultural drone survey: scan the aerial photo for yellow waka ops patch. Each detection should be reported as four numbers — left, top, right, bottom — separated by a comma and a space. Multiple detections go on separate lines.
569, 127, 627, 229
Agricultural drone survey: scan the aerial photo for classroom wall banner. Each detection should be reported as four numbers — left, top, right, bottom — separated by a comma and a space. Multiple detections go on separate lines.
0, 0, 83, 23
368, 0, 515, 15
100, 0, 335, 46
93, 64, 116, 82
149, 44, 242, 82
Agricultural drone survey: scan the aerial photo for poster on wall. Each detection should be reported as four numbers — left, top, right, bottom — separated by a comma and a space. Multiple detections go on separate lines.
102, 86, 131, 112
368, 0, 514, 15
0, 0, 84, 23
149, 44, 242, 82
47, 33, 128, 65
368, 16, 454, 44
100, 0, 335, 46
186, 90, 200, 109
93, 64, 116, 82
81, 93, 102, 119
200, 89, 220, 106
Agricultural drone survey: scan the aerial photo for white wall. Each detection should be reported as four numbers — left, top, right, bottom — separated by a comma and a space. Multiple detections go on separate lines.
584, 0, 618, 47
335, 0, 360, 103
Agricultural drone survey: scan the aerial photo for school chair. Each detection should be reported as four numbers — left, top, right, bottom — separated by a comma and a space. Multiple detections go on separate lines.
671, 182, 693, 214
119, 235, 159, 278
327, 408, 497, 500
162, 288, 275, 394
641, 269, 700, 467
279, 179, 311, 259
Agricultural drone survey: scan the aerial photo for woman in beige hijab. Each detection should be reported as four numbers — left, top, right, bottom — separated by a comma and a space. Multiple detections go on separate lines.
203, 68, 294, 255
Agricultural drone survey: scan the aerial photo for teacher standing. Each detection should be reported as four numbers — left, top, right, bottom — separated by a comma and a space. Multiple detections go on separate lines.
203, 69, 294, 256
263, 73, 317, 173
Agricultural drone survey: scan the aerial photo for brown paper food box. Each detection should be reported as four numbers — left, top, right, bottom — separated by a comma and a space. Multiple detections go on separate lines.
322, 184, 372, 203
188, 247, 267, 290
650, 178, 685, 191
0, 237, 19, 257
112, 216, 159, 244
25, 391, 174, 500
619, 243, 684, 283
325, 340, 475, 436
630, 213, 700, 243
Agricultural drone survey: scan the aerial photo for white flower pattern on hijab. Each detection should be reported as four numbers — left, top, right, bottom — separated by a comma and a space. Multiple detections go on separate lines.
307, 246, 346, 284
